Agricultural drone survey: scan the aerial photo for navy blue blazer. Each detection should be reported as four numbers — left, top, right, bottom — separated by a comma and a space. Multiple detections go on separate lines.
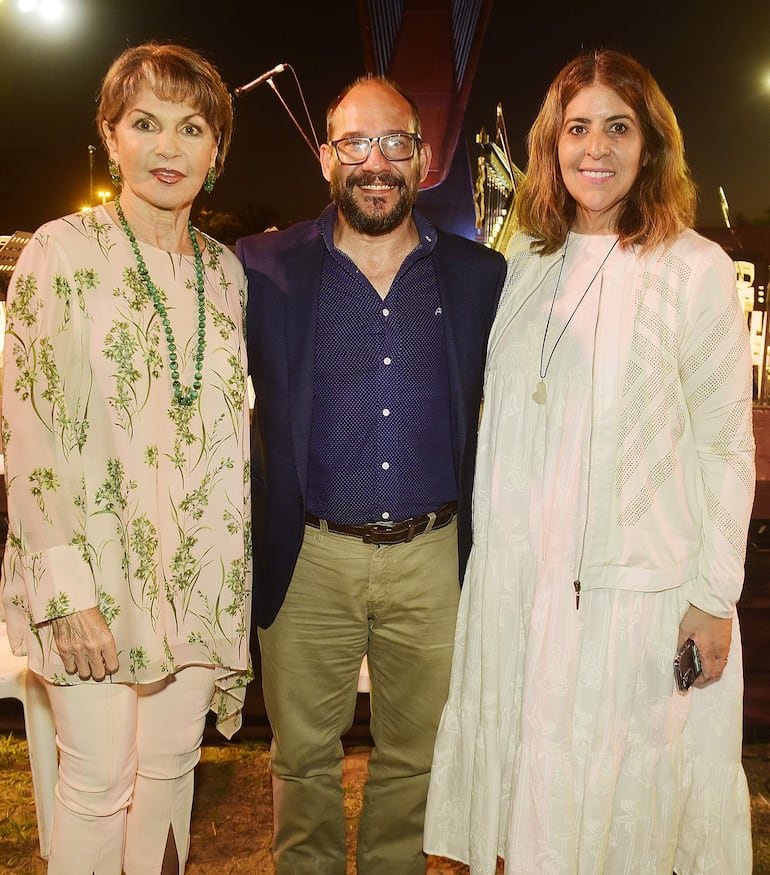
237, 214, 506, 628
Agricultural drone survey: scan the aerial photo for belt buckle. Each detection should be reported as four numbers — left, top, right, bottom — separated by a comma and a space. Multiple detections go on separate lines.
363, 518, 421, 545
361, 521, 394, 545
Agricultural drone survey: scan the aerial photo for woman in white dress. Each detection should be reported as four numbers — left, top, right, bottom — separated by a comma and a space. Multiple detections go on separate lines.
424, 50, 754, 874
2, 43, 251, 873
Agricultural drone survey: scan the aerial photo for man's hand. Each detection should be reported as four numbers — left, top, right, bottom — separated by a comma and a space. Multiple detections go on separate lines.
51, 607, 119, 681
677, 604, 732, 687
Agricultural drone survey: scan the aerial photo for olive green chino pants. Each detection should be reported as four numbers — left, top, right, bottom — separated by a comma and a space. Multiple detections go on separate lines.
259, 517, 460, 875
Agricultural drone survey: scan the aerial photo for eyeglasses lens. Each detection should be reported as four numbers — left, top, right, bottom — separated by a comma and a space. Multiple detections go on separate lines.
335, 134, 416, 164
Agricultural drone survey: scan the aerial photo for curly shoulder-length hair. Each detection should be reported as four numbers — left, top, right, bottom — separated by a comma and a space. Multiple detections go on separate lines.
513, 50, 696, 254
97, 42, 233, 177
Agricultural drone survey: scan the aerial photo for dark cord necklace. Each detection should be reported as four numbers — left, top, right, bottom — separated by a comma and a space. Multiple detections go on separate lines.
114, 196, 206, 407
532, 233, 618, 405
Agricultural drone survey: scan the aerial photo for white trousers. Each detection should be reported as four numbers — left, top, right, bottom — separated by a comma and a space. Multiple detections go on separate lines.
43, 665, 215, 875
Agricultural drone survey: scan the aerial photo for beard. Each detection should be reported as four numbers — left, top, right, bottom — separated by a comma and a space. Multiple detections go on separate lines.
330, 168, 420, 235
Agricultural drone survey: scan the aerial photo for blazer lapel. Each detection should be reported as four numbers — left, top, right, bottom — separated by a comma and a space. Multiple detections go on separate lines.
283, 237, 325, 497
435, 248, 471, 468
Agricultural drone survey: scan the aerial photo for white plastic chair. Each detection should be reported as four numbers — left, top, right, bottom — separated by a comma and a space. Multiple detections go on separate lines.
0, 622, 58, 859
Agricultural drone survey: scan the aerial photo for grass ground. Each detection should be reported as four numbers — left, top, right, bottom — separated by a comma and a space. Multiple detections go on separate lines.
0, 735, 767, 873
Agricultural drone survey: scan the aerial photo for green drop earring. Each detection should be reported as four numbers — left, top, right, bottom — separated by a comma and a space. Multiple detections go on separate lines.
203, 166, 216, 194
108, 159, 122, 187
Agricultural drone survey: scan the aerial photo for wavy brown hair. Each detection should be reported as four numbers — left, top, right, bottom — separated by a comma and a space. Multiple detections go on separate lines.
97, 42, 233, 177
513, 50, 696, 254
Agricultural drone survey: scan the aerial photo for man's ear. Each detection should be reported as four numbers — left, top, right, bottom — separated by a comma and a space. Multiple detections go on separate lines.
417, 141, 432, 184
319, 143, 334, 182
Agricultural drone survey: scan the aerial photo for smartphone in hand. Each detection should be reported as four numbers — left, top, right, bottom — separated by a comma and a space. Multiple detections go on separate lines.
673, 638, 702, 692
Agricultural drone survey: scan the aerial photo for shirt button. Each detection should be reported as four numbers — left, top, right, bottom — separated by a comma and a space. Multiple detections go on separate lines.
382, 408, 390, 416
381, 461, 390, 470
382, 308, 389, 317
383, 357, 392, 365
382, 511, 390, 519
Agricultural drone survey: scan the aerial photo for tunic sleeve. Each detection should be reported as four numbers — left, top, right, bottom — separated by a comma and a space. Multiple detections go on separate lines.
679, 244, 755, 617
3, 227, 98, 625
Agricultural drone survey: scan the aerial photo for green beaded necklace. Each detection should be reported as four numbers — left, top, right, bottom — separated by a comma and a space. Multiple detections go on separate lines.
114, 195, 206, 407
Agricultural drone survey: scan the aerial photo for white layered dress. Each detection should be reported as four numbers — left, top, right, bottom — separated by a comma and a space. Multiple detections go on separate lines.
424, 231, 754, 874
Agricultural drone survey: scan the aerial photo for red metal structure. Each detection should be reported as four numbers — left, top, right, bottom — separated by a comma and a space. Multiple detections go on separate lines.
357, 0, 496, 191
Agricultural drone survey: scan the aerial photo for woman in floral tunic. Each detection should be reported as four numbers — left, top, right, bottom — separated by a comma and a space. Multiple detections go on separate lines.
1, 43, 251, 873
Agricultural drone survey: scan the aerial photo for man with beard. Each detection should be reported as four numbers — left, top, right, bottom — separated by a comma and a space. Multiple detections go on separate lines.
236, 76, 506, 874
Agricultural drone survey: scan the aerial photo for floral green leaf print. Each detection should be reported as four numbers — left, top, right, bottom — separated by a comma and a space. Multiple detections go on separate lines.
129, 646, 149, 678
63, 210, 116, 261
69, 532, 92, 565
223, 509, 238, 535
35, 338, 90, 453
29, 467, 60, 522
184, 626, 222, 667
53, 274, 72, 327
44, 592, 72, 620
119, 265, 153, 312
70, 480, 98, 566
96, 589, 120, 625
204, 237, 224, 269
82, 210, 115, 259
168, 403, 196, 447
224, 556, 249, 636
12, 340, 36, 403
103, 320, 142, 429
73, 267, 98, 318
168, 534, 201, 604
160, 636, 177, 674
209, 303, 236, 341
94, 457, 135, 513
93, 459, 136, 590
224, 353, 246, 410
130, 515, 159, 601
144, 445, 158, 468
244, 518, 252, 561
179, 475, 212, 520
7, 273, 39, 328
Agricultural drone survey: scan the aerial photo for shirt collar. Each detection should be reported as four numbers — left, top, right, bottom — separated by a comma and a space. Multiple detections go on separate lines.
317, 204, 438, 257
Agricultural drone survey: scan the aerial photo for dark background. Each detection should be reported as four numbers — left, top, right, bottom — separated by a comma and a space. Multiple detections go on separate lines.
0, 0, 768, 740
1, 0, 769, 237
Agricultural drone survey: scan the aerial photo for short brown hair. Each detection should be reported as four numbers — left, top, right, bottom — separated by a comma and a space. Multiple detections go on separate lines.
514, 50, 696, 254
97, 42, 233, 176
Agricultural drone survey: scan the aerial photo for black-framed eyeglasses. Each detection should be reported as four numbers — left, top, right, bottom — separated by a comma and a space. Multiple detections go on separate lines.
330, 133, 421, 165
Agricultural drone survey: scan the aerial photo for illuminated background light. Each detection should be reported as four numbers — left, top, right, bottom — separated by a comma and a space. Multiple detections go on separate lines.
39, 0, 62, 19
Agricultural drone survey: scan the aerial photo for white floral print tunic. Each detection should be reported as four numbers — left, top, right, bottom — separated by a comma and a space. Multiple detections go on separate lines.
1, 206, 252, 737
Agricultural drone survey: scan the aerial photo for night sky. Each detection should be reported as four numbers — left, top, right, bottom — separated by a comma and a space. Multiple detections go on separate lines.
1, 0, 768, 238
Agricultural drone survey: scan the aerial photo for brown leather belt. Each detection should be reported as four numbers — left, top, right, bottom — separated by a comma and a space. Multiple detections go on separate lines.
305, 501, 458, 545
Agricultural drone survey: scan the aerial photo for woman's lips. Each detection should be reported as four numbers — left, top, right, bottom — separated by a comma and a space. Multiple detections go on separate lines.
151, 168, 185, 184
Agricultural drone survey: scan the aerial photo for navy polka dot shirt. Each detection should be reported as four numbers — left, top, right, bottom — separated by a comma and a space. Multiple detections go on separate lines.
306, 206, 457, 524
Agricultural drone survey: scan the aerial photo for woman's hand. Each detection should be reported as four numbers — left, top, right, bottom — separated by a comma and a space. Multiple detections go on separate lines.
677, 604, 732, 687
51, 607, 119, 681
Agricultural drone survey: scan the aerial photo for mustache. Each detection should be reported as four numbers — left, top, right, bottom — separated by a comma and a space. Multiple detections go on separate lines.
346, 171, 407, 190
